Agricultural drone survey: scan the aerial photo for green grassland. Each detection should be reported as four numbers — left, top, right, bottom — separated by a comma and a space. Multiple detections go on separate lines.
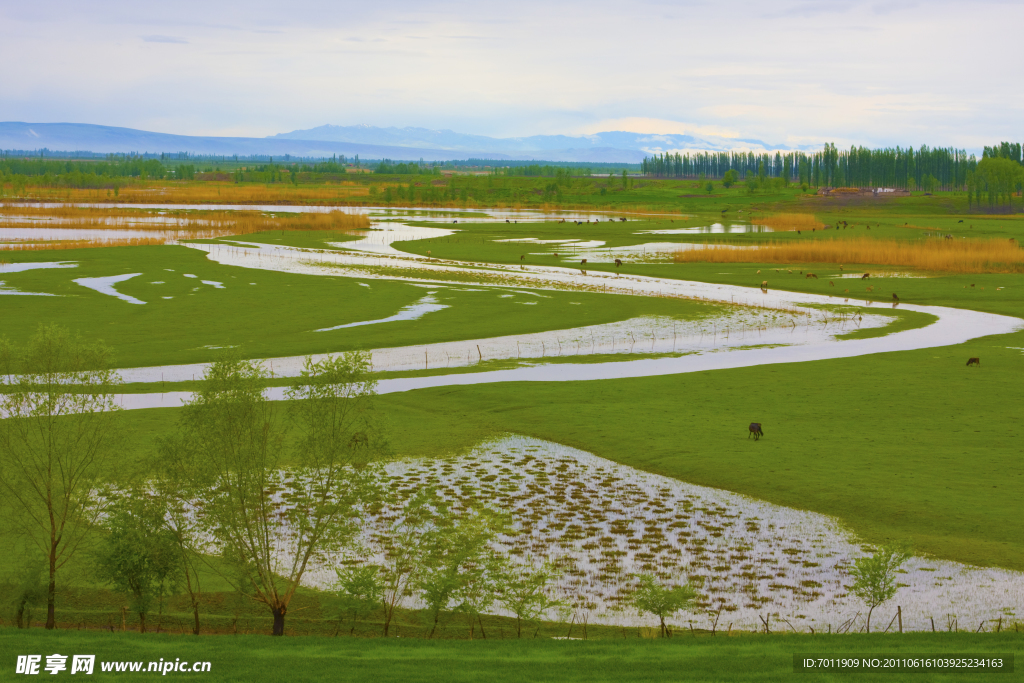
0, 244, 723, 368
2, 629, 1019, 682
3, 190, 1024, 673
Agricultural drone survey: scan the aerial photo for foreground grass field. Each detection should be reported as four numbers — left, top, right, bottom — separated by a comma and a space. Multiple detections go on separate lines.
2, 630, 1019, 682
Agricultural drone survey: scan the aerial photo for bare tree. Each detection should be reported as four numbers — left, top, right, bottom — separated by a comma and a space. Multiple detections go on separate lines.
0, 325, 124, 629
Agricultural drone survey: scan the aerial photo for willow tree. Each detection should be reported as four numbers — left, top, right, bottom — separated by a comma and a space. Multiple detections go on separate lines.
0, 325, 124, 629
164, 354, 386, 636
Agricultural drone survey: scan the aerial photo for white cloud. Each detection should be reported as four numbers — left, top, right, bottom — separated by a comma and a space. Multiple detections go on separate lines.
576, 118, 742, 139
0, 0, 1020, 150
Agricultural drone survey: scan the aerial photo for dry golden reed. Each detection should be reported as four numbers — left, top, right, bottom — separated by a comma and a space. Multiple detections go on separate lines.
0, 207, 370, 249
754, 213, 825, 232
672, 237, 1024, 274
10, 182, 371, 206
1, 237, 168, 251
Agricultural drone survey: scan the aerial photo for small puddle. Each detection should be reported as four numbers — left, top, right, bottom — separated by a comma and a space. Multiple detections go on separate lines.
73, 273, 145, 305
315, 294, 448, 332
0, 261, 78, 273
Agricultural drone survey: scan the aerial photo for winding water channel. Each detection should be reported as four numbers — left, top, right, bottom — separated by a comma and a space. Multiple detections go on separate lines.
88, 206, 1022, 410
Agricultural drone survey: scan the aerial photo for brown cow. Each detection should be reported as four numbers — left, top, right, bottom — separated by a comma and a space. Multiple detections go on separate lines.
806, 273, 817, 279
761, 280, 768, 289
581, 258, 588, 265
966, 357, 980, 366
615, 259, 622, 267
892, 293, 899, 301
861, 273, 870, 279
748, 423, 764, 440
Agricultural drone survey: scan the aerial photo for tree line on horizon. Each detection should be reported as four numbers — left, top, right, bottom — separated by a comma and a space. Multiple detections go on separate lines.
641, 142, 1023, 194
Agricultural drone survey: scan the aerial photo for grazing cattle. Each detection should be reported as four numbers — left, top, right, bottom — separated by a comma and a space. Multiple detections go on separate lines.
581, 259, 588, 265
520, 255, 525, 261
553, 253, 559, 258
861, 273, 870, 279
748, 423, 764, 440
506, 219, 510, 223
806, 273, 817, 279
839, 265, 844, 270
426, 250, 431, 257
958, 219, 964, 223
619, 217, 627, 222
615, 259, 622, 267
756, 270, 761, 274
761, 280, 768, 289
966, 357, 980, 366
829, 281, 834, 286
892, 293, 899, 301
349, 431, 368, 448
797, 230, 801, 234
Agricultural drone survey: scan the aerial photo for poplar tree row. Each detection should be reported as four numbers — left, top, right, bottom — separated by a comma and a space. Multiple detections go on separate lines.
641, 143, 1024, 192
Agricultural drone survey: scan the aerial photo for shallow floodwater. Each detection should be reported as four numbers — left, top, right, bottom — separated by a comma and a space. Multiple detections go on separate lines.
0, 261, 78, 274
315, 293, 448, 331
74, 273, 145, 304
640, 222, 774, 234
293, 436, 1024, 631
19, 203, 634, 223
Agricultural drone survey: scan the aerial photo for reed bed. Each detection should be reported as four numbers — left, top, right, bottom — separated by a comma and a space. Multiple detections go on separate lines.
8, 182, 371, 205
0, 207, 371, 248
0, 237, 168, 251
672, 237, 1024, 274
755, 213, 825, 232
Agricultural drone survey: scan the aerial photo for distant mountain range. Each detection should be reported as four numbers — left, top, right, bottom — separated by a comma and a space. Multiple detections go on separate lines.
0, 122, 809, 163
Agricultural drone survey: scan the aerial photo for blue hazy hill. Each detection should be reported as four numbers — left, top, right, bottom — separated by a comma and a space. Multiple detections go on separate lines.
0, 122, 801, 162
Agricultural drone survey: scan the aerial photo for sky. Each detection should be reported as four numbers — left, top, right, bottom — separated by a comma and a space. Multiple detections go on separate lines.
2, 0, 1021, 151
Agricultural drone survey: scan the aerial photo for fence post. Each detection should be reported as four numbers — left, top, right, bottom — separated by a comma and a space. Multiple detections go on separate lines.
897, 606, 902, 634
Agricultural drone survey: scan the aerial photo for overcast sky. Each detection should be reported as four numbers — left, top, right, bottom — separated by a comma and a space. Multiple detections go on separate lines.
2, 0, 1020, 150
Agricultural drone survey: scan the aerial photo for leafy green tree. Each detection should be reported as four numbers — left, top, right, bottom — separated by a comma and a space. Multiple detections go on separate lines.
630, 574, 698, 637
704, 181, 714, 195
722, 169, 739, 188
496, 562, 565, 637
848, 542, 911, 632
153, 464, 209, 635
0, 325, 125, 630
9, 564, 47, 628
745, 170, 758, 195
375, 490, 440, 636
334, 564, 383, 636
164, 353, 385, 636
94, 491, 180, 633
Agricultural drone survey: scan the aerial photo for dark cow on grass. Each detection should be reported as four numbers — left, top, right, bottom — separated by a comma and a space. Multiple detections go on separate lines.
748, 423, 764, 440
